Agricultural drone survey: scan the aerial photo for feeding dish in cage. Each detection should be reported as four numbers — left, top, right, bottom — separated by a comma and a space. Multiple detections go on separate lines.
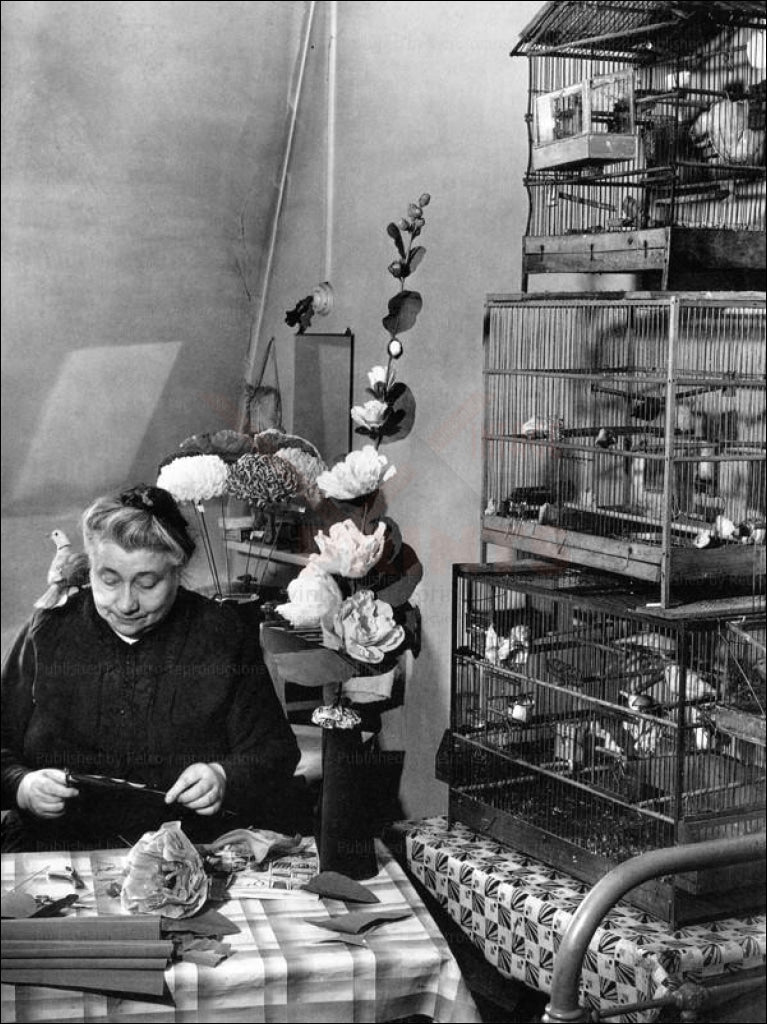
532, 72, 638, 170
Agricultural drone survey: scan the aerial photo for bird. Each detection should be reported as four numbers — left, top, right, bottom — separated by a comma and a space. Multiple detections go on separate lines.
34, 530, 89, 610
595, 427, 617, 450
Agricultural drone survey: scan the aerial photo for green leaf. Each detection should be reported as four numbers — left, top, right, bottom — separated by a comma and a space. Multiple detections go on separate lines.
386, 222, 406, 259
407, 246, 426, 275
382, 291, 423, 336
379, 383, 416, 443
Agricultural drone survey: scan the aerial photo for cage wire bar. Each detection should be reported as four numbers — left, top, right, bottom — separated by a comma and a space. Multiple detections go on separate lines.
481, 292, 766, 608
446, 562, 766, 926
512, 2, 766, 288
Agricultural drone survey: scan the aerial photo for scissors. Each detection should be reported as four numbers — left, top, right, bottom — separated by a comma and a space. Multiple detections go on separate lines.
48, 865, 86, 890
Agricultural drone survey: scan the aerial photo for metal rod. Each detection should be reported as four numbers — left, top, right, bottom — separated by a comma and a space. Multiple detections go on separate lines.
543, 832, 766, 1024
239, 1, 317, 430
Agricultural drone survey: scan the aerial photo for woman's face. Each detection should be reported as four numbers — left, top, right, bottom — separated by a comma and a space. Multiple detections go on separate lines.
89, 540, 180, 638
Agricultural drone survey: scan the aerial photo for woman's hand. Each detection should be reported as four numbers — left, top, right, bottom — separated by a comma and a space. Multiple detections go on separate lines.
165, 762, 226, 816
16, 768, 79, 819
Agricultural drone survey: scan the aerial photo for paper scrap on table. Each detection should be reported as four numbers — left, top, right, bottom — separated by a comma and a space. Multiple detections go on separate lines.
305, 908, 412, 935
160, 907, 240, 936
313, 931, 370, 947
302, 871, 380, 903
0, 893, 80, 920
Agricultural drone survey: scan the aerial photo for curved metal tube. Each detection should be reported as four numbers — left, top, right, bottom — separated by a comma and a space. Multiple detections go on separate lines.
544, 832, 766, 1024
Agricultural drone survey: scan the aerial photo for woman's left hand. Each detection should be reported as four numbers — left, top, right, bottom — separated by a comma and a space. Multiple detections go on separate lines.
165, 762, 226, 815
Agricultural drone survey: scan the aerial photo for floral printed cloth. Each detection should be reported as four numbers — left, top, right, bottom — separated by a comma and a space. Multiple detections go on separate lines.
398, 816, 766, 1024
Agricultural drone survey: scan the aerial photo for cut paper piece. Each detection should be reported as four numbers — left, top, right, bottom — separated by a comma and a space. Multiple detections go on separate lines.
312, 931, 370, 947
305, 907, 412, 935
160, 907, 240, 936
0, 893, 39, 919
302, 871, 380, 903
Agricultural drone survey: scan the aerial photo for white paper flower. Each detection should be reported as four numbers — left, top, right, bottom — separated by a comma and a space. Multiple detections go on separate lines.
157, 454, 228, 503
310, 519, 386, 579
316, 445, 396, 501
321, 589, 405, 664
351, 399, 389, 432
275, 563, 343, 629
367, 364, 396, 393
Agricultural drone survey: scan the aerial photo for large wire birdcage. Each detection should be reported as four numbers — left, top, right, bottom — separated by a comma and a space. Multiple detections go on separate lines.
446, 562, 766, 926
481, 292, 766, 607
512, 1, 766, 289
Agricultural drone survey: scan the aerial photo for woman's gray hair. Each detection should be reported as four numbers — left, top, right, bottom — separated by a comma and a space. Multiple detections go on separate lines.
81, 485, 195, 567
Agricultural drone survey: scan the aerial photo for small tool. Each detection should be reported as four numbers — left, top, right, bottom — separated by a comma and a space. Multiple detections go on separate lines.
48, 865, 86, 890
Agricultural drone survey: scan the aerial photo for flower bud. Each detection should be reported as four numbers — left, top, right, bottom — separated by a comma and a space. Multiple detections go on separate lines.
398, 217, 412, 231
407, 203, 422, 219
388, 338, 403, 359
388, 260, 404, 278
418, 192, 431, 207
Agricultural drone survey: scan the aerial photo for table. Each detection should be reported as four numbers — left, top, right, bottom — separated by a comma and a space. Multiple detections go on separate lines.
1, 840, 481, 1024
395, 817, 766, 1024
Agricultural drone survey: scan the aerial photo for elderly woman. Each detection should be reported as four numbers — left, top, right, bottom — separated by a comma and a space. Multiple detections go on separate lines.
1, 485, 301, 851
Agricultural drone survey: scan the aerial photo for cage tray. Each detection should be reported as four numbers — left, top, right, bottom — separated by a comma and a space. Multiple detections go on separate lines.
449, 789, 764, 927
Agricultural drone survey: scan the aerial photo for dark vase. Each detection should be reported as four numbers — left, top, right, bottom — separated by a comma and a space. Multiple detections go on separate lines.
315, 726, 378, 880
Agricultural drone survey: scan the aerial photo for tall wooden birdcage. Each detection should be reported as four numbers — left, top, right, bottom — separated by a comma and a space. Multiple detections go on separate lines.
443, 561, 766, 926
512, 1, 767, 290
481, 291, 766, 608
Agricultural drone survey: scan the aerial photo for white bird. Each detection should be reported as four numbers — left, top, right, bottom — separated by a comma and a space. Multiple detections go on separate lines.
34, 530, 88, 610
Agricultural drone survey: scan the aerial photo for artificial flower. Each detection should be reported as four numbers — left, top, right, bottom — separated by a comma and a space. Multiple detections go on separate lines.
227, 453, 299, 506
275, 563, 343, 629
321, 589, 405, 664
178, 429, 253, 461
252, 428, 323, 461
350, 398, 389, 433
367, 364, 396, 394
310, 519, 386, 579
274, 446, 326, 495
316, 445, 396, 501
311, 703, 362, 730
156, 454, 228, 503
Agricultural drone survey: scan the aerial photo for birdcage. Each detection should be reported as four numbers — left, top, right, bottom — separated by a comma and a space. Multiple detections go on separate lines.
445, 562, 766, 925
513, 1, 766, 289
532, 71, 638, 170
481, 292, 766, 608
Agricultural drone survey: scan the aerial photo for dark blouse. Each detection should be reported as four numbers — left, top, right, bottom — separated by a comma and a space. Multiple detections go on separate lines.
1, 588, 301, 848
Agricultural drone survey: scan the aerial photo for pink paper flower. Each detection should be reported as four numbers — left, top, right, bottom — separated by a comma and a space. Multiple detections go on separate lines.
310, 519, 386, 579
321, 589, 405, 664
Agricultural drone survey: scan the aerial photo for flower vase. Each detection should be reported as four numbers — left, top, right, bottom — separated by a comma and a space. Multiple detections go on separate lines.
316, 726, 378, 880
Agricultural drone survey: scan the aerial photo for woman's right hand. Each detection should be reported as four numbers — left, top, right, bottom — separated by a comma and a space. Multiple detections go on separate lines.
16, 769, 79, 819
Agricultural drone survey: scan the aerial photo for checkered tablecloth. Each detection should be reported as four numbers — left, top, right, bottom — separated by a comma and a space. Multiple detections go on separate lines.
398, 816, 766, 1024
1, 840, 481, 1024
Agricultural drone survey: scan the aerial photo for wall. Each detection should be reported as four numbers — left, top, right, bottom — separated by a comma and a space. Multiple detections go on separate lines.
1, 0, 304, 645
2, 0, 544, 816
1, 0, 305, 513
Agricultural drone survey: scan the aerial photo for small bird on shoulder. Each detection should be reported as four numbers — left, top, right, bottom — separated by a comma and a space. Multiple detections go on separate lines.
34, 529, 90, 610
